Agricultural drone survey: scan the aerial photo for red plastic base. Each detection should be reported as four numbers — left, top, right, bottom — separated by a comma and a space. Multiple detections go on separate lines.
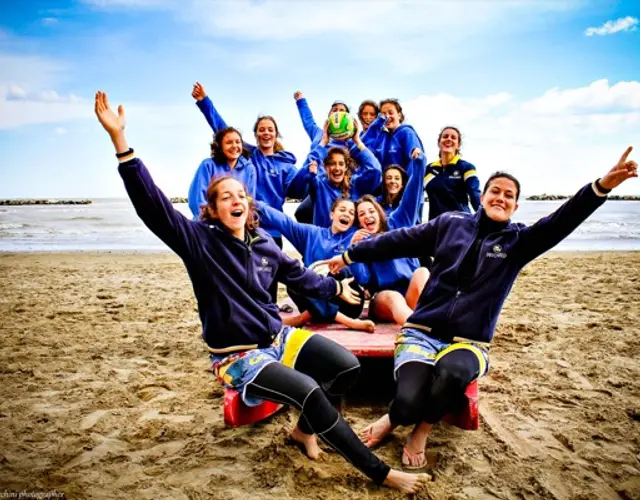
223, 388, 283, 427
442, 380, 479, 430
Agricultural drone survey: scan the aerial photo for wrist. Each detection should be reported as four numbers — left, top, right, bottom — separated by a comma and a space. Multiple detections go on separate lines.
594, 177, 612, 195
109, 131, 128, 154
116, 147, 135, 163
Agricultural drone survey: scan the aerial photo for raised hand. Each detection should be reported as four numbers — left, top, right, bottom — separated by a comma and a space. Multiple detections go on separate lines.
352, 118, 364, 148
600, 146, 638, 190
350, 229, 371, 245
94, 91, 125, 137
192, 82, 207, 101
94, 91, 129, 154
320, 120, 330, 147
308, 160, 318, 175
294, 91, 303, 101
338, 277, 361, 305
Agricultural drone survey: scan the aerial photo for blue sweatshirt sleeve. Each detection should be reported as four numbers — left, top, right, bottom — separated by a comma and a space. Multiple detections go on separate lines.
296, 98, 322, 143
245, 162, 257, 198
516, 182, 607, 264
463, 162, 481, 211
276, 252, 338, 299
388, 155, 427, 229
195, 96, 228, 134
187, 159, 213, 219
287, 146, 326, 199
350, 145, 383, 196
398, 127, 424, 165
119, 158, 200, 259
257, 202, 313, 256
361, 114, 386, 150
347, 219, 439, 263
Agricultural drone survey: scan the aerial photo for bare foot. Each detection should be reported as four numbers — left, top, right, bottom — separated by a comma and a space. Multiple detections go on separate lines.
383, 469, 431, 494
359, 414, 394, 448
403, 421, 432, 469
282, 310, 311, 327
290, 425, 322, 460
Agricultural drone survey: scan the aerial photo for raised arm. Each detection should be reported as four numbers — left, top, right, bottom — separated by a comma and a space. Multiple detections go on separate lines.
294, 91, 323, 144
192, 82, 229, 133
350, 125, 383, 195
95, 91, 199, 259
187, 159, 213, 219
361, 113, 386, 150
287, 145, 326, 198
388, 154, 427, 228
517, 147, 637, 264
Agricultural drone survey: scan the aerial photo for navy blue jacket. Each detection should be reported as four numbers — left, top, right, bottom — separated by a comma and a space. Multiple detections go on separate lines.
119, 157, 339, 352
345, 182, 607, 342
424, 155, 481, 220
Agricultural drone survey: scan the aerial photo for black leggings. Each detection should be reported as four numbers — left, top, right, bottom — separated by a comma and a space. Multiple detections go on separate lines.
389, 349, 480, 426
246, 334, 390, 485
268, 236, 284, 303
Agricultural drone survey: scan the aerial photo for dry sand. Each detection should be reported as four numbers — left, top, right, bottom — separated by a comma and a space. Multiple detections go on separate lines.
0, 251, 639, 500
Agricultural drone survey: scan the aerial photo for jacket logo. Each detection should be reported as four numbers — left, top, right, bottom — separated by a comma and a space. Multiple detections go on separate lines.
451, 170, 461, 179
487, 244, 507, 259
258, 257, 273, 273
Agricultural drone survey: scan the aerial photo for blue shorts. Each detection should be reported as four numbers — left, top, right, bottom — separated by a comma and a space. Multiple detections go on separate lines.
394, 327, 490, 379
211, 327, 314, 407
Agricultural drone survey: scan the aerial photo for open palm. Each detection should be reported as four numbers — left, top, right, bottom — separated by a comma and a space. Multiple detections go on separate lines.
94, 91, 125, 136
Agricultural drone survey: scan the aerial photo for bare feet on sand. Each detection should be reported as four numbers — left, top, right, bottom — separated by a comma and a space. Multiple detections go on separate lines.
290, 425, 322, 460
359, 413, 395, 448
402, 421, 432, 469
383, 469, 431, 494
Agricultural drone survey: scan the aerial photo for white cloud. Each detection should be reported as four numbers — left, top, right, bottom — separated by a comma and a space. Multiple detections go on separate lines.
41, 17, 59, 26
54, 127, 67, 135
80, 0, 173, 8
402, 80, 640, 196
585, 16, 638, 36
5, 85, 82, 103
523, 79, 640, 115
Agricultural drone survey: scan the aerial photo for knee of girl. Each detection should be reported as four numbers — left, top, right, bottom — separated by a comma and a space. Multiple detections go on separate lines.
326, 357, 360, 395
435, 363, 474, 392
389, 395, 423, 426
303, 386, 340, 434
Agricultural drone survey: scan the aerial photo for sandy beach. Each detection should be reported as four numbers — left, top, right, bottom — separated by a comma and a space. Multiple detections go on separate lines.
1, 251, 639, 500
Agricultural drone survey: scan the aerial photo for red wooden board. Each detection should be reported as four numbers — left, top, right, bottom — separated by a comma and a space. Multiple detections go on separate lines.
305, 322, 397, 357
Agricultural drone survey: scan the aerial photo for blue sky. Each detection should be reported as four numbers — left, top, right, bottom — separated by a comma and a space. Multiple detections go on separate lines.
0, 0, 639, 198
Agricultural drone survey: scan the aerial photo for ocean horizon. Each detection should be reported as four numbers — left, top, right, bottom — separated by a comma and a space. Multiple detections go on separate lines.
1, 197, 640, 253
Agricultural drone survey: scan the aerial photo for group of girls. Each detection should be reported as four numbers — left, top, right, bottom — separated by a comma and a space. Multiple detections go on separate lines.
188, 82, 482, 333
95, 83, 637, 492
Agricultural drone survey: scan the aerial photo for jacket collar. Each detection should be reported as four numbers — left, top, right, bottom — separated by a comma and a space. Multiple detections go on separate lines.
431, 154, 460, 167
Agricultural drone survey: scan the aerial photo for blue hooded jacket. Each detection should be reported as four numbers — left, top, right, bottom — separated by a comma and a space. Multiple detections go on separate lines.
257, 202, 356, 321
295, 97, 355, 150
294, 144, 382, 228
195, 96, 308, 237
188, 156, 256, 219
120, 156, 339, 352
345, 182, 607, 343
351, 155, 426, 295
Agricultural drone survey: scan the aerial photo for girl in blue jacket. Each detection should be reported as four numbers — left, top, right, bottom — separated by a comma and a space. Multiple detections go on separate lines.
192, 82, 308, 303
295, 123, 382, 228
377, 164, 408, 216
293, 90, 350, 148
320, 151, 638, 470
188, 126, 256, 218
424, 126, 481, 220
350, 155, 429, 325
94, 91, 429, 494
258, 197, 375, 333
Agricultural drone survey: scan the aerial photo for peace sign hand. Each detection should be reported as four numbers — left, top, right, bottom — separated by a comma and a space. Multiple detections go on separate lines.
600, 146, 638, 190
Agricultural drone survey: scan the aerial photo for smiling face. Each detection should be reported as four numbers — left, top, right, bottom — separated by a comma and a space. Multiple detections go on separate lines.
357, 201, 382, 234
359, 104, 377, 129
221, 131, 243, 163
438, 127, 460, 156
255, 118, 276, 152
380, 102, 401, 131
384, 168, 404, 196
481, 177, 519, 222
210, 178, 249, 238
330, 199, 355, 234
326, 152, 348, 186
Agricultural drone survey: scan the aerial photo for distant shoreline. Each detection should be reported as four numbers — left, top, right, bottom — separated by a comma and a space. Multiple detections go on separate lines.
1, 194, 639, 206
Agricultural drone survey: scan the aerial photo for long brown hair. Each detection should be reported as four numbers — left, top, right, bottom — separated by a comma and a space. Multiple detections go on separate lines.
355, 195, 389, 234
325, 146, 354, 198
210, 127, 251, 163
199, 176, 259, 231
253, 116, 284, 153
